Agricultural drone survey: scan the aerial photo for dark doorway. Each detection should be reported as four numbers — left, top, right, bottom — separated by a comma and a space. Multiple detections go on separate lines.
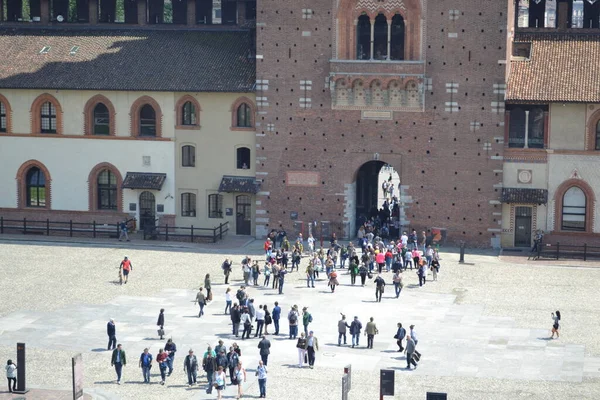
139, 191, 156, 232
514, 206, 532, 247
236, 195, 252, 235
356, 161, 385, 228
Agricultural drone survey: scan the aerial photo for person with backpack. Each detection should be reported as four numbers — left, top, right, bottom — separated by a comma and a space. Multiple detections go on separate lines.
302, 307, 313, 336
183, 349, 197, 387
328, 270, 339, 293
288, 305, 299, 339
236, 286, 247, 307
550, 311, 561, 339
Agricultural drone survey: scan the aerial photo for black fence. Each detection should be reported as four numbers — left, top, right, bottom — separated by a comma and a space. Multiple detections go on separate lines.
142, 222, 229, 243
0, 217, 120, 238
535, 242, 600, 261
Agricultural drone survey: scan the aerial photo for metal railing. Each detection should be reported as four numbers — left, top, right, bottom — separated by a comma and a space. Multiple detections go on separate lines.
534, 242, 600, 261
0, 217, 119, 238
142, 222, 229, 243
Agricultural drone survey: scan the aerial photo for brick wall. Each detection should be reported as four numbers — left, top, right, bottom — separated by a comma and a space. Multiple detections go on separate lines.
255, 0, 507, 246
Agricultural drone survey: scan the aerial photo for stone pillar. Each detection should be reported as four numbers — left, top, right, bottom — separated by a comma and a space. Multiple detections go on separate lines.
524, 110, 530, 149
138, 0, 147, 25
386, 19, 391, 60
187, 0, 195, 25
89, 0, 98, 24
370, 20, 375, 60
40, 0, 50, 23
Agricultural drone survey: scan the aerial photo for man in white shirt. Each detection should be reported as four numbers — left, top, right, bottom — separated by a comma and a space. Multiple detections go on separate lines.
254, 305, 266, 337
401, 232, 408, 247
409, 324, 421, 359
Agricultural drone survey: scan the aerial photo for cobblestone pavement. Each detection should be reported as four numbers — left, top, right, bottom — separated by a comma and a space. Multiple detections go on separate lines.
0, 239, 599, 399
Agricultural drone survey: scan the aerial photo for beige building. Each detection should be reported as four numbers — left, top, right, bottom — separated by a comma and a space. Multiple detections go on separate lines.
0, 28, 257, 236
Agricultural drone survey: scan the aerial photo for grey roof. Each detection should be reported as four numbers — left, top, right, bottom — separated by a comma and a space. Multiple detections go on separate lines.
122, 172, 167, 190
218, 175, 260, 193
0, 27, 255, 92
501, 188, 548, 205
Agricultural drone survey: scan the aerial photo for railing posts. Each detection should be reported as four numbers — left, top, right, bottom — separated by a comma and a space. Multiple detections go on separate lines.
584, 243, 587, 261
69, 220, 73, 237
556, 242, 560, 260
191, 225, 194, 242
46, 219, 50, 236
0, 217, 3, 234
213, 226, 217, 243
220, 223, 223, 240
23, 218, 27, 234
93, 221, 96, 238
165, 224, 169, 241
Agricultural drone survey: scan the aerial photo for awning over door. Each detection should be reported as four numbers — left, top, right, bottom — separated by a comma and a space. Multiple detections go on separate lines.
218, 175, 261, 194
122, 172, 167, 190
501, 188, 548, 204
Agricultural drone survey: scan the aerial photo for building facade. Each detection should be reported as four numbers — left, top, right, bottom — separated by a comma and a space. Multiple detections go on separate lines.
254, 0, 508, 246
501, 0, 600, 247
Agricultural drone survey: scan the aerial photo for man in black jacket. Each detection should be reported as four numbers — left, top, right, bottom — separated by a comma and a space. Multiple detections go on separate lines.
374, 274, 386, 302
111, 344, 126, 384
107, 318, 117, 350
202, 352, 216, 394
183, 349, 198, 387
231, 304, 241, 337
257, 335, 271, 365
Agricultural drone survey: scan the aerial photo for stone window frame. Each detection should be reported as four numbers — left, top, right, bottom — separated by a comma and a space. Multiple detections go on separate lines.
16, 160, 52, 210
230, 96, 256, 131
31, 93, 63, 135
130, 96, 163, 138
84, 94, 117, 136
181, 144, 196, 167
0, 93, 12, 133
175, 95, 202, 130
554, 179, 596, 234
88, 162, 124, 212
585, 107, 600, 151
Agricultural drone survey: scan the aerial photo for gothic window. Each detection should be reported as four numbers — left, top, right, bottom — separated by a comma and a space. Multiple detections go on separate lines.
182, 101, 197, 126
139, 104, 156, 136
236, 103, 252, 128
40, 101, 57, 133
356, 14, 371, 60
93, 103, 110, 135
97, 169, 118, 210
373, 14, 388, 60
390, 14, 405, 60
0, 101, 6, 132
26, 167, 46, 207
562, 186, 586, 231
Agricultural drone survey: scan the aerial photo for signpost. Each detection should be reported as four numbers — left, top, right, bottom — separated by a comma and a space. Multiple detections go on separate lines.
14, 342, 28, 394
72, 353, 84, 400
380, 369, 395, 399
343, 364, 352, 390
342, 373, 349, 400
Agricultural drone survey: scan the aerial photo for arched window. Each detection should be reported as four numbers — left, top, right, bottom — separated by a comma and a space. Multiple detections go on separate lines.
93, 103, 110, 135
139, 104, 156, 136
508, 107, 526, 148
595, 120, 600, 150
97, 170, 118, 210
40, 101, 57, 133
373, 14, 388, 60
181, 192, 197, 217
236, 103, 252, 128
182, 101, 197, 126
26, 167, 46, 207
0, 100, 7, 132
236, 147, 251, 169
356, 14, 371, 60
562, 186, 586, 231
182, 145, 196, 167
390, 14, 405, 60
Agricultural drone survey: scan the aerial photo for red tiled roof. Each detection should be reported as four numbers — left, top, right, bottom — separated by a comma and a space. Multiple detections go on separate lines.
506, 33, 600, 103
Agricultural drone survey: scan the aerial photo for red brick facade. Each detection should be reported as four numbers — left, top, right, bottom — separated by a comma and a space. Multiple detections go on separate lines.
255, 1, 507, 246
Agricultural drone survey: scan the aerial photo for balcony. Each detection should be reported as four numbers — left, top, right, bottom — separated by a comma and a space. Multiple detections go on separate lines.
329, 59, 425, 113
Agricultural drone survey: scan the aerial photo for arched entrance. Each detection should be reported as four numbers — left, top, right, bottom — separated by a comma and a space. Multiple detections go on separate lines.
355, 161, 401, 237
139, 191, 156, 231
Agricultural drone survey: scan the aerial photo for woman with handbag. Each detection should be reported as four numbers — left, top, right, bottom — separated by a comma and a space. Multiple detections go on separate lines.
233, 361, 247, 399
156, 309, 165, 340
296, 332, 307, 368
264, 305, 272, 335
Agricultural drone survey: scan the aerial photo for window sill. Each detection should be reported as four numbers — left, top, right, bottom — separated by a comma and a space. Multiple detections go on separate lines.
175, 125, 201, 130
230, 126, 254, 132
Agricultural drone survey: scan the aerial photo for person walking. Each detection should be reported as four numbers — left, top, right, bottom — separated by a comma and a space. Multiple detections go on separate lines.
306, 261, 315, 288
264, 305, 272, 335
338, 314, 350, 346
157, 309, 165, 340
365, 317, 379, 349
296, 332, 307, 367
278, 266, 288, 294
216, 348, 228, 380
392, 270, 403, 298
241, 307, 252, 340
418, 262, 426, 287
257, 335, 271, 365
405, 335, 418, 370
164, 338, 176, 376
204, 274, 212, 302
375, 251, 385, 274
119, 256, 132, 284
302, 307, 313, 337
227, 347, 239, 384
272, 302, 281, 335
156, 348, 168, 385
231, 303, 241, 337
255, 305, 266, 337
359, 264, 368, 286
263, 262, 271, 287
256, 360, 268, 398
288, 305, 299, 339
374, 274, 386, 302
328, 269, 339, 292
107, 318, 117, 350
394, 323, 406, 352
551, 311, 561, 339
215, 366, 227, 400
202, 350, 217, 394
139, 348, 153, 383
195, 287, 206, 317
111, 344, 126, 385
225, 288, 233, 315
233, 361, 247, 399
5, 360, 17, 393
350, 261, 359, 285
304, 331, 319, 369
118, 220, 130, 242
409, 325, 422, 359
350, 316, 362, 348
222, 258, 232, 284
183, 349, 198, 387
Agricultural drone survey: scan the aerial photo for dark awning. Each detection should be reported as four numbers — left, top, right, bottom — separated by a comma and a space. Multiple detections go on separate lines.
122, 172, 166, 190
501, 188, 548, 204
218, 176, 260, 194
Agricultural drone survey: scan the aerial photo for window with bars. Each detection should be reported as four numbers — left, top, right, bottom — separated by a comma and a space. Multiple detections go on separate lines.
181, 192, 197, 217
182, 101, 197, 125
208, 193, 223, 218
93, 103, 110, 135
98, 170, 118, 210
26, 167, 46, 207
0, 102, 6, 132
41, 101, 57, 133
562, 186, 586, 231
182, 145, 196, 167
236, 103, 252, 127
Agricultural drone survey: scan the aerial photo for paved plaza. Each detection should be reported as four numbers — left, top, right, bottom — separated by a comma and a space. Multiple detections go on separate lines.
0, 237, 600, 399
